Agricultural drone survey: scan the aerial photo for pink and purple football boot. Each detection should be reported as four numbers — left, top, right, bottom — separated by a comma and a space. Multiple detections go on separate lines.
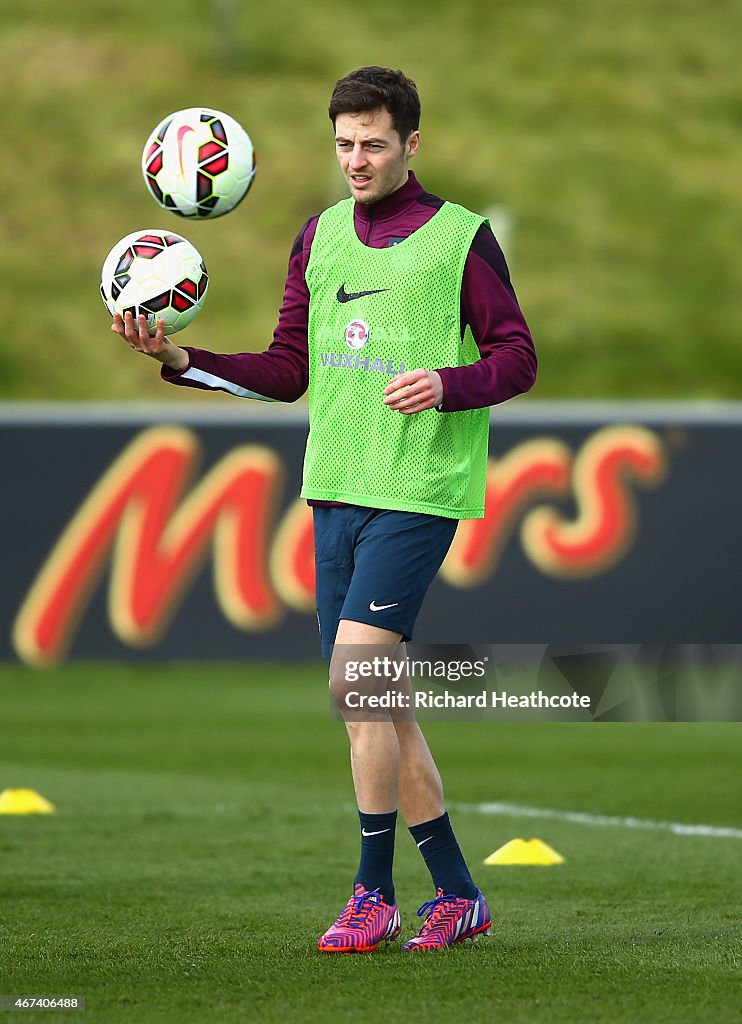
402, 888, 491, 951
317, 884, 402, 953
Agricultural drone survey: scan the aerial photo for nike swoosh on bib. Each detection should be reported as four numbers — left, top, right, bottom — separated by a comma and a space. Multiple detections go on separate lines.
337, 284, 389, 303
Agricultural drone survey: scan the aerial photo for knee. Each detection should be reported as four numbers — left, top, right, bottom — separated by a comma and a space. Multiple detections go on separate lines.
328, 663, 353, 708
328, 661, 385, 721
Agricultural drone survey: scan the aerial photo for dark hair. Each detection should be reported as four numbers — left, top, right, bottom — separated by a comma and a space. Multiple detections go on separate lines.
329, 67, 420, 143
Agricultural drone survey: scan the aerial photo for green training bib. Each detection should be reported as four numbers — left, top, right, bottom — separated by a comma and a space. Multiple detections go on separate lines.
301, 197, 489, 519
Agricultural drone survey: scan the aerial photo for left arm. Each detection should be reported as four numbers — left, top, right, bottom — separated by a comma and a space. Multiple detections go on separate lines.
383, 225, 537, 414
438, 224, 537, 411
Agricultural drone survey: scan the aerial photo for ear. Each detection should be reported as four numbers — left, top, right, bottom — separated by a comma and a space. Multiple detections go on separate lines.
407, 131, 420, 158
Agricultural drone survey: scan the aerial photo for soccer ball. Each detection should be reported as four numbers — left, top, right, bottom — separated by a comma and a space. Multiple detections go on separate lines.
141, 107, 256, 218
100, 230, 208, 335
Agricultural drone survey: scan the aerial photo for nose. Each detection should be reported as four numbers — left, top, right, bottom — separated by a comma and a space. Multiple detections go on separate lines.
348, 144, 367, 170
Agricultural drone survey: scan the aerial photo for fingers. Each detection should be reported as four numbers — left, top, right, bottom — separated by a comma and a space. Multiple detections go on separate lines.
383, 368, 427, 396
398, 396, 436, 413
110, 312, 126, 339
383, 370, 426, 410
384, 381, 434, 413
111, 311, 143, 350
112, 311, 166, 354
151, 315, 167, 348
383, 369, 442, 414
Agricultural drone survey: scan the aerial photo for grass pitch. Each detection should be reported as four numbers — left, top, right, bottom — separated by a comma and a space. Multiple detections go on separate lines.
0, 663, 739, 1023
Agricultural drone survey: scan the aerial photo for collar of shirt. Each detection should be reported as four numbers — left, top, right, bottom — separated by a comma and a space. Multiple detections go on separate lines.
353, 170, 425, 228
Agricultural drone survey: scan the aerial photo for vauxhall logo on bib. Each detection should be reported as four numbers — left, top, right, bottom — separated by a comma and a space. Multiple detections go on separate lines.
316, 321, 409, 375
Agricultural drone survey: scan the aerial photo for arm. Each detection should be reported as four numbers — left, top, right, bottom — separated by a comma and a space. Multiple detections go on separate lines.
112, 217, 318, 403
436, 225, 537, 411
382, 225, 536, 414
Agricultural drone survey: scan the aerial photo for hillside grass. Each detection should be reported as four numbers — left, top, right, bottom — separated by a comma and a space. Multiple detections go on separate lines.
1, 0, 740, 401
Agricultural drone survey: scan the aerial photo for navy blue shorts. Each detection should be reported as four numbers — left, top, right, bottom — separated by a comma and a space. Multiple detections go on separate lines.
313, 505, 458, 658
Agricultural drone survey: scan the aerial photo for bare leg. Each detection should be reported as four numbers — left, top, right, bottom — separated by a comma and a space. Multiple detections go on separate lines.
390, 651, 478, 904
329, 629, 445, 821
392, 644, 446, 825
329, 618, 402, 813
327, 625, 477, 913
394, 720, 446, 825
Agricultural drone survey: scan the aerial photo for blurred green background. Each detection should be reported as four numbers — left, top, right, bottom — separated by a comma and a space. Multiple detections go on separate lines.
1, 0, 740, 401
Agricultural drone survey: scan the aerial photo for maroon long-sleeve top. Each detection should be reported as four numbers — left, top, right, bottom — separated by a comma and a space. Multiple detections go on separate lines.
162, 171, 537, 412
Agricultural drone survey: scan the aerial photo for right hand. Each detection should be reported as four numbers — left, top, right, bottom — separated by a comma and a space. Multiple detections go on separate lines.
111, 311, 189, 372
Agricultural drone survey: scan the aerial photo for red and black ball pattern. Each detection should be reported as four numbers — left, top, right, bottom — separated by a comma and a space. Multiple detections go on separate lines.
143, 120, 175, 211
106, 232, 207, 318
144, 112, 255, 217
108, 233, 185, 301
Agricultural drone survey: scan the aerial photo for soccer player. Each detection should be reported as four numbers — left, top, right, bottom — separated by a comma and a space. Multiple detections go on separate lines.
113, 66, 536, 952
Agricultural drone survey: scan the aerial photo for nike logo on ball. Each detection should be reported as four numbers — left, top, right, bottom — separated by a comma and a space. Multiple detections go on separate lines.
337, 284, 389, 303
369, 601, 399, 612
176, 124, 195, 175
362, 827, 391, 837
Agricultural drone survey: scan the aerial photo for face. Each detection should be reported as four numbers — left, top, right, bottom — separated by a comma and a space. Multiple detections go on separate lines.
334, 107, 419, 205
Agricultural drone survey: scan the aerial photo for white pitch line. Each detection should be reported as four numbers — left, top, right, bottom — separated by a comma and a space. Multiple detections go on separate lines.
455, 801, 742, 840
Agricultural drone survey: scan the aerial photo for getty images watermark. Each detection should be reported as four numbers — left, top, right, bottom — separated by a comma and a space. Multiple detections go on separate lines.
329, 644, 742, 722
342, 654, 590, 712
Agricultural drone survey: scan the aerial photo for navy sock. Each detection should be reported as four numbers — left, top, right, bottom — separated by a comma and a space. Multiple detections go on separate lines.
355, 810, 397, 905
409, 811, 478, 899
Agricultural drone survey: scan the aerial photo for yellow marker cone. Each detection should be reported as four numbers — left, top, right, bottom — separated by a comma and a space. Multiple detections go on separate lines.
484, 838, 564, 865
0, 788, 56, 814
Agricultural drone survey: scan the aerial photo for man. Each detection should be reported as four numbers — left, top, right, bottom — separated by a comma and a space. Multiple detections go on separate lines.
113, 66, 536, 952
